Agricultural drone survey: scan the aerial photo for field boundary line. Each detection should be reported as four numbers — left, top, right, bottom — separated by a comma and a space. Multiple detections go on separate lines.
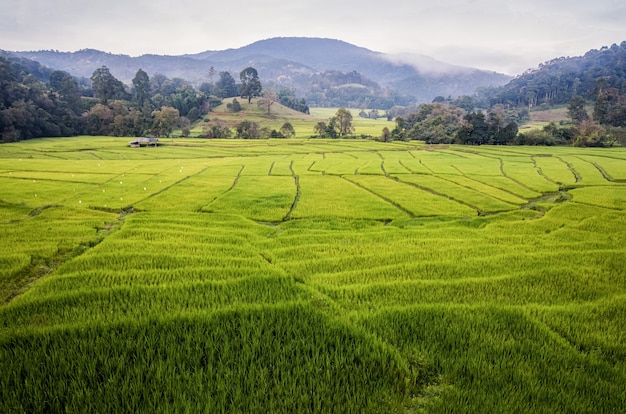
2, 211, 125, 305
499, 158, 545, 194
391, 176, 481, 215
531, 156, 559, 186
448, 166, 524, 205
282, 161, 301, 221
555, 156, 582, 183
342, 176, 414, 218
200, 165, 246, 211
133, 165, 213, 208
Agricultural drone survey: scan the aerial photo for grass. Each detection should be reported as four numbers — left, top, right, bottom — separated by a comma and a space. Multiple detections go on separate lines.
1, 137, 625, 413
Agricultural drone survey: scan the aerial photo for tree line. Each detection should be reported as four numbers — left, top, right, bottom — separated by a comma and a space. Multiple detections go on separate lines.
378, 85, 626, 147
0, 56, 309, 142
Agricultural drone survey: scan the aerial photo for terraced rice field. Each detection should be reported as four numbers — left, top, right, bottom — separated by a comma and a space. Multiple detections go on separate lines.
1, 137, 625, 413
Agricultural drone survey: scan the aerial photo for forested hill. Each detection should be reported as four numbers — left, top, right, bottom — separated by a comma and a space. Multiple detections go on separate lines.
5, 37, 511, 104
486, 41, 626, 107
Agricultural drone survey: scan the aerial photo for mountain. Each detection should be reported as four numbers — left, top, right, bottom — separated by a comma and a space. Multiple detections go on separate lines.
486, 41, 626, 107
6, 37, 512, 104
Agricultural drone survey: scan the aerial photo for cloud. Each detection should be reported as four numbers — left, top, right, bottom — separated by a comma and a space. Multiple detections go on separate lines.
0, 0, 624, 75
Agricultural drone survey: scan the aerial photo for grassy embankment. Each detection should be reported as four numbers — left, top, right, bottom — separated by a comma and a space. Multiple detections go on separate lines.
1, 137, 625, 412
187, 99, 394, 138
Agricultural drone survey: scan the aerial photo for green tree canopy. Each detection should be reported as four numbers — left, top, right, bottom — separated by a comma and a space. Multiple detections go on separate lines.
132, 69, 151, 108
567, 95, 590, 124
151, 106, 179, 138
214, 72, 238, 98
333, 108, 355, 136
239, 67, 262, 104
280, 122, 296, 138
90, 66, 127, 105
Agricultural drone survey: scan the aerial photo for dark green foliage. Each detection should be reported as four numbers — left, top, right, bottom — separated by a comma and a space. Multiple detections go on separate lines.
567, 95, 590, 123
403, 103, 465, 143
131, 69, 151, 108
203, 123, 232, 138
278, 88, 310, 114
0, 57, 81, 141
214, 71, 238, 98
90, 66, 128, 105
280, 122, 295, 138
227, 98, 242, 112
594, 87, 626, 127
456, 111, 518, 145
239, 67, 262, 104
236, 120, 260, 139
457, 112, 489, 144
487, 41, 626, 107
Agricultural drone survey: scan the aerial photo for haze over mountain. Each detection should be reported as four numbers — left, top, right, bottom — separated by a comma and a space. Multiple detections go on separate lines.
7, 37, 512, 103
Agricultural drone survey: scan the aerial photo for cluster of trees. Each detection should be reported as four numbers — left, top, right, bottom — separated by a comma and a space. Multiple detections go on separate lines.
0, 55, 310, 142
485, 42, 626, 108
1, 56, 83, 141
381, 90, 624, 147
517, 88, 626, 147
83, 66, 212, 137
380, 102, 519, 145
313, 108, 355, 138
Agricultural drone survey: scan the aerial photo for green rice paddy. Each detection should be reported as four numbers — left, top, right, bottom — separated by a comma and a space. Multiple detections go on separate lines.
1, 137, 625, 413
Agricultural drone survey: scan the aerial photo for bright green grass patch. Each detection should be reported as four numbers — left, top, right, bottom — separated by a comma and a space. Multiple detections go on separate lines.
395, 157, 433, 174
533, 155, 578, 186
394, 174, 517, 213
0, 276, 310, 330
291, 153, 325, 176
569, 186, 626, 210
466, 174, 542, 199
135, 165, 242, 212
442, 175, 528, 205
530, 296, 626, 370
578, 155, 626, 181
0, 202, 32, 222
356, 160, 385, 175
559, 156, 612, 185
345, 175, 476, 217
203, 176, 295, 222
308, 152, 366, 175
0, 177, 97, 207
0, 170, 115, 184
416, 151, 465, 175
291, 175, 408, 220
502, 159, 560, 193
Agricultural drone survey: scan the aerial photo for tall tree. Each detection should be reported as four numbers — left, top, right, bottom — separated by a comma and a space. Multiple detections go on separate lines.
132, 69, 151, 108
151, 106, 179, 138
280, 122, 296, 138
90, 66, 126, 105
49, 70, 81, 112
457, 112, 489, 145
239, 67, 262, 104
332, 108, 355, 136
214, 71, 238, 98
567, 95, 589, 124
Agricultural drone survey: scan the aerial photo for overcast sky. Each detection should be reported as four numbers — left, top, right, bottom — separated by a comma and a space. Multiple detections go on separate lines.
1, 0, 625, 75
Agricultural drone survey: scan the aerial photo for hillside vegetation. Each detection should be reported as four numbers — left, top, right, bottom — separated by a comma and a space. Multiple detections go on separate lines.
1, 138, 625, 412
5, 37, 511, 104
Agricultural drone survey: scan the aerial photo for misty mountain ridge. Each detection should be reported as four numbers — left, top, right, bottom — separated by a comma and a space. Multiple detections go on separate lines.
5, 37, 512, 104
